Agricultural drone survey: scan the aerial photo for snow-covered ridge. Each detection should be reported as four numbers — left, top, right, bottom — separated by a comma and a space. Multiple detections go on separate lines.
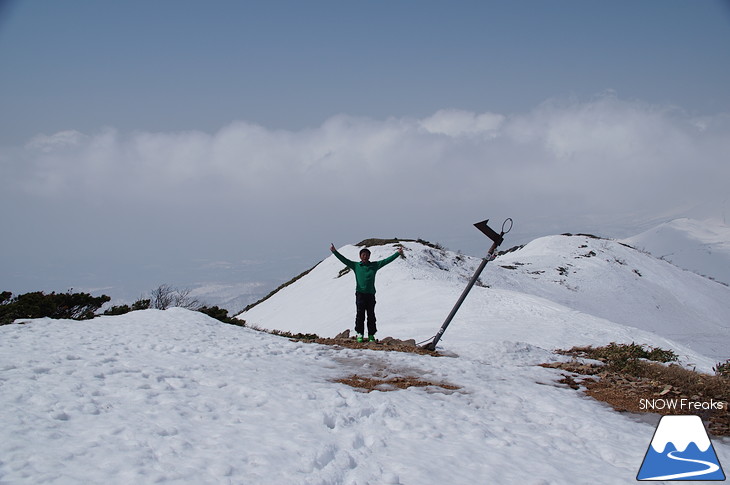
492, 233, 730, 361
239, 234, 730, 366
622, 217, 730, 286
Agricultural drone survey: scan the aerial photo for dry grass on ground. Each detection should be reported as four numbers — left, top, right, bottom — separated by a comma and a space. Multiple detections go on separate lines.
283, 329, 442, 356
283, 330, 455, 392
544, 344, 730, 437
304, 336, 440, 356
274, 329, 730, 431
334, 373, 461, 393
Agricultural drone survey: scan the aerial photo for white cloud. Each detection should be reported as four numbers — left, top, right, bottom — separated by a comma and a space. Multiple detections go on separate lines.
420, 109, 505, 137
9, 98, 728, 218
3, 96, 729, 296
25, 130, 88, 152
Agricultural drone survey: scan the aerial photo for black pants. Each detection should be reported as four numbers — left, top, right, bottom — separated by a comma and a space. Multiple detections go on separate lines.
355, 292, 377, 336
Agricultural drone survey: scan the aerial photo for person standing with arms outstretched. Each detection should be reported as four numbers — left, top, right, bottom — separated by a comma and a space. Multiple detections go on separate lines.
330, 244, 404, 342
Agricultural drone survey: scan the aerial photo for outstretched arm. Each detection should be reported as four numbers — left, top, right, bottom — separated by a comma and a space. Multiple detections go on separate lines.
376, 247, 403, 268
330, 244, 356, 269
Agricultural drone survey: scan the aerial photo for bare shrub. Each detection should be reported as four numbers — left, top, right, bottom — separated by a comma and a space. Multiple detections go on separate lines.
149, 284, 200, 310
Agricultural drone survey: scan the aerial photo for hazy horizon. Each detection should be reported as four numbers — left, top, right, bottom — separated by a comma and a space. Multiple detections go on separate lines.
2, 1, 729, 305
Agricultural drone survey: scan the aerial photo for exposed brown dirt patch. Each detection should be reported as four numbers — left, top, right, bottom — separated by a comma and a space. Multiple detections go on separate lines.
306, 337, 439, 356
542, 360, 730, 437
334, 373, 461, 393
291, 330, 442, 356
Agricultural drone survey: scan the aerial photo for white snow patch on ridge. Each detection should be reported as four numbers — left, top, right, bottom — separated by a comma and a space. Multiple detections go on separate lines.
622, 217, 730, 286
240, 234, 730, 367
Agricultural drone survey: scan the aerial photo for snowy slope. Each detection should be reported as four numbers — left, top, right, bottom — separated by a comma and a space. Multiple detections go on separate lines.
240, 238, 729, 366
621, 217, 730, 286
2, 236, 729, 484
3, 308, 728, 485
492, 234, 730, 361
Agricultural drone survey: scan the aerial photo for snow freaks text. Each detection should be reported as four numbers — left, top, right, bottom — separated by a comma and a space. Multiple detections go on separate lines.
639, 398, 727, 412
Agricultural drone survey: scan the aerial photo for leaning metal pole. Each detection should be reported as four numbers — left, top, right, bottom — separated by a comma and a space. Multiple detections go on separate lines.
421, 218, 512, 351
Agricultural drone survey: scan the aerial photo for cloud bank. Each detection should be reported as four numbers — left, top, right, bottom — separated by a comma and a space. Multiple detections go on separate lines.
2, 95, 728, 296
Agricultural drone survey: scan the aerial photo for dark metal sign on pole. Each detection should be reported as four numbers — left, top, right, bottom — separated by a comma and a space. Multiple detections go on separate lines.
421, 218, 513, 351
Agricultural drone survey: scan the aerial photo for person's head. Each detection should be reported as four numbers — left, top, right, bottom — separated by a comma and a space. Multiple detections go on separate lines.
359, 248, 371, 262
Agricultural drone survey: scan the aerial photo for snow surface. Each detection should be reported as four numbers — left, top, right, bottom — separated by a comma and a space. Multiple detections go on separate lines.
622, 217, 730, 287
2, 233, 729, 484
241, 237, 730, 367
493, 233, 730, 362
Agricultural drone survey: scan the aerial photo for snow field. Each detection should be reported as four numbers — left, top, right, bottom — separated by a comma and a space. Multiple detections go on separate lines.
493, 234, 730, 361
4, 308, 719, 484
3, 229, 729, 484
242, 240, 721, 371
622, 217, 730, 286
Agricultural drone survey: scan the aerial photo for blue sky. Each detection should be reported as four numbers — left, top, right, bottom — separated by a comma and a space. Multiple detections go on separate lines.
2, 0, 728, 140
1, 0, 729, 305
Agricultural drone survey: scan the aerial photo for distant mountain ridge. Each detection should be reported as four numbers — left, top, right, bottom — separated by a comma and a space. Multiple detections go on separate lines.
238, 230, 730, 365
622, 218, 730, 286
492, 233, 730, 360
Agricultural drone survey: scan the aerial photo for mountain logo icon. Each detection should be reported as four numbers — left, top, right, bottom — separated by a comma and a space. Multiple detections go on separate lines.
637, 415, 726, 481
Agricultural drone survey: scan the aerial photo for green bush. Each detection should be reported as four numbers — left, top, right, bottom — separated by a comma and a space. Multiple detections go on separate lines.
132, 299, 151, 311
645, 346, 679, 363
198, 305, 243, 326
714, 359, 730, 378
102, 298, 151, 316
559, 342, 678, 373
103, 304, 132, 316
269, 329, 319, 340
0, 290, 111, 325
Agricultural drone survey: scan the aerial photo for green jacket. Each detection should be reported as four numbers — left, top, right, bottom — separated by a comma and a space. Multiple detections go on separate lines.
332, 248, 400, 294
